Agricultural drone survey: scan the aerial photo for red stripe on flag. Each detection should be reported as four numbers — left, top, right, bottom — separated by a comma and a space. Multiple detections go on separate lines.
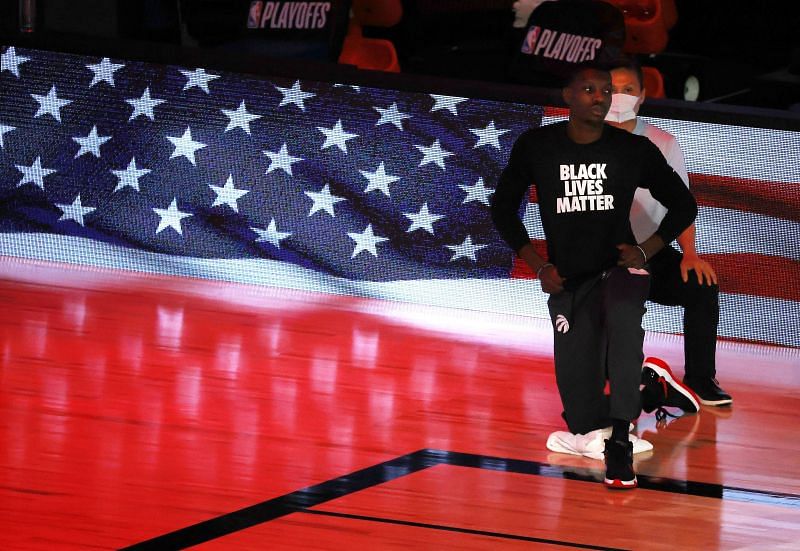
543, 107, 569, 118
705, 253, 800, 302
511, 242, 799, 302
690, 174, 800, 222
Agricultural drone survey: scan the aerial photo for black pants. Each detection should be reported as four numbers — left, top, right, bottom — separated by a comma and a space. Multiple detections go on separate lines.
647, 245, 719, 380
547, 266, 650, 435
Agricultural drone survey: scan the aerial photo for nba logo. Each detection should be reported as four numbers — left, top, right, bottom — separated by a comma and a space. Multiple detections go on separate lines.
247, 1, 264, 28
521, 26, 541, 54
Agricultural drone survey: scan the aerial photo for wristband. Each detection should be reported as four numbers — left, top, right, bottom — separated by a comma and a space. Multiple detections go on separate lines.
536, 262, 553, 278
635, 245, 648, 263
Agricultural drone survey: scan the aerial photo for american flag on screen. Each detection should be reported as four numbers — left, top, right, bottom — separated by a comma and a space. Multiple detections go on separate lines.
1, 46, 798, 347
0, 45, 538, 282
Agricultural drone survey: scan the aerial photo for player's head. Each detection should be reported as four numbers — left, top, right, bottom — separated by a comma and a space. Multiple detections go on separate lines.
606, 55, 645, 124
610, 55, 644, 93
562, 63, 612, 124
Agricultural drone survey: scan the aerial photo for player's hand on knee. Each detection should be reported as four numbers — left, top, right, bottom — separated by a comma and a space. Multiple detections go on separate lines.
680, 254, 718, 286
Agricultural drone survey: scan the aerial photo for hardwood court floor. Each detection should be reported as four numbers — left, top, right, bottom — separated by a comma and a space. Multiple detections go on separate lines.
1, 258, 798, 550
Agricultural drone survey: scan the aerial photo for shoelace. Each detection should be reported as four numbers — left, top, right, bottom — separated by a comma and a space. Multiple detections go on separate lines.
654, 406, 680, 428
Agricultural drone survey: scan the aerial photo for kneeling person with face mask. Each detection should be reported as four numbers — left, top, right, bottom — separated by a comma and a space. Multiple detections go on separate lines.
605, 56, 733, 408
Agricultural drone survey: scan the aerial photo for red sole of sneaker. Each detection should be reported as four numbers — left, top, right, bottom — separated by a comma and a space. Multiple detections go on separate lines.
604, 478, 638, 489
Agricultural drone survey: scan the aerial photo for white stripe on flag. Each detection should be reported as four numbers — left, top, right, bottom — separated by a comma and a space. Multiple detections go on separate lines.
641, 117, 800, 184
695, 206, 800, 259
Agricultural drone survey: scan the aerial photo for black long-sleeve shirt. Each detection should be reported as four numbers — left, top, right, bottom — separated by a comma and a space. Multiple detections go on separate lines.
490, 122, 697, 288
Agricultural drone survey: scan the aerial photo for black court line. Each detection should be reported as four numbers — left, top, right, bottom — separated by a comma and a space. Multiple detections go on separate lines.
122, 450, 439, 550
300, 509, 627, 550
438, 449, 800, 509
122, 448, 800, 550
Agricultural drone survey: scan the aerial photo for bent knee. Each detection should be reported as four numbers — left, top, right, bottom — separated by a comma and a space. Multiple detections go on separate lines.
682, 275, 719, 301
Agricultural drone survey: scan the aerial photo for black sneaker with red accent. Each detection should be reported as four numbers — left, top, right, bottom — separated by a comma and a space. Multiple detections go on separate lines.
603, 438, 637, 489
641, 357, 700, 414
683, 377, 733, 406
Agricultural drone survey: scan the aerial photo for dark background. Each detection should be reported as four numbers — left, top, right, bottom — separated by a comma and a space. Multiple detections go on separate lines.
2, 0, 798, 111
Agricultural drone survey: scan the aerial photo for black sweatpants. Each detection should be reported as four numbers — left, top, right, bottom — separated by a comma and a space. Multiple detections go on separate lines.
647, 245, 720, 380
547, 266, 650, 435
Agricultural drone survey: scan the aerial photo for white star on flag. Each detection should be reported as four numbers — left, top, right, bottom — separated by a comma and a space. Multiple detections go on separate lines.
318, 119, 358, 153
404, 203, 445, 234
348, 224, 389, 258
167, 127, 206, 165
446, 235, 488, 262
73, 125, 111, 158
222, 100, 261, 134
360, 162, 400, 197
415, 139, 453, 170
87, 57, 125, 87
56, 195, 96, 226
0, 124, 15, 148
305, 184, 346, 217
15, 157, 56, 189
31, 86, 72, 122
1, 47, 30, 77
126, 87, 166, 121
252, 218, 292, 248
264, 143, 303, 176
374, 103, 411, 130
112, 158, 151, 192
210, 175, 249, 212
180, 68, 220, 93
276, 80, 316, 111
430, 94, 468, 115
470, 121, 510, 149
153, 198, 192, 235
459, 177, 495, 205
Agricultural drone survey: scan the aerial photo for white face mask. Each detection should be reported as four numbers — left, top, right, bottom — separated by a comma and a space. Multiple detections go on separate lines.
605, 93, 643, 123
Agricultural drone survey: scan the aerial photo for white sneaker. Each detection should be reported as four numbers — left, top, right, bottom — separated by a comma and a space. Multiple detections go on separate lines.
546, 428, 653, 460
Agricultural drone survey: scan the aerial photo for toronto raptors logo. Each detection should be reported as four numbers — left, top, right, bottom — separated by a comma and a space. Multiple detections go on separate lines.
555, 314, 570, 334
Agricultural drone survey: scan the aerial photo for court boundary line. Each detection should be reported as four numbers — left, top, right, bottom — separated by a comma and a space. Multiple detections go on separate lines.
299, 509, 626, 550
121, 448, 800, 550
